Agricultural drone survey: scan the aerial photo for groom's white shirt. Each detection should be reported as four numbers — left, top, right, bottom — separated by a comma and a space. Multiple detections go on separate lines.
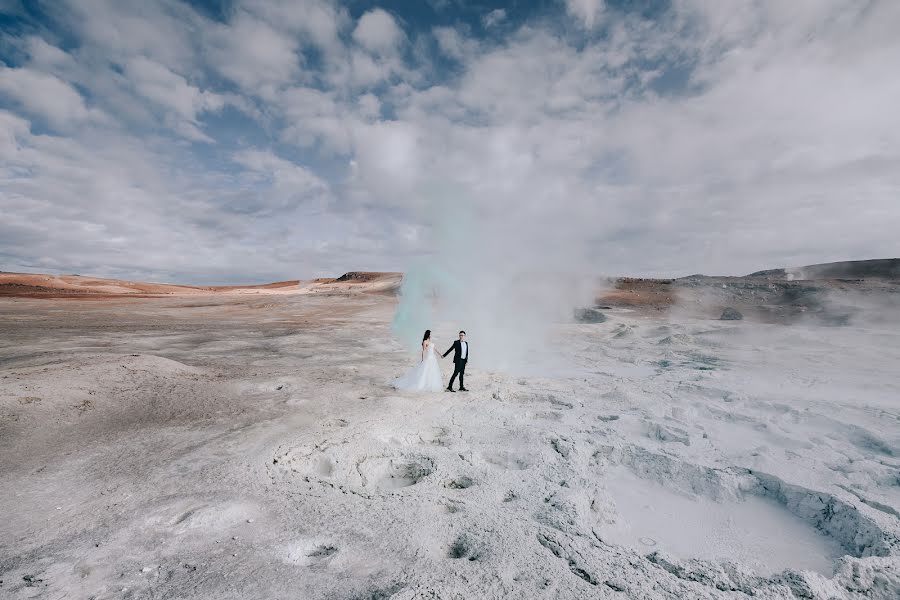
461, 341, 467, 359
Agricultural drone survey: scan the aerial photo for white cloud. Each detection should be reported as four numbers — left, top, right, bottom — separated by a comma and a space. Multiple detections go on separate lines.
233, 149, 329, 198
125, 57, 224, 140
483, 9, 507, 28
277, 86, 354, 153
206, 12, 301, 93
2, 0, 899, 284
565, 0, 605, 29
0, 66, 104, 129
0, 108, 381, 282
358, 2, 900, 277
0, 109, 30, 158
241, 0, 348, 54
352, 9, 405, 55
23, 36, 74, 68
346, 48, 412, 88
434, 27, 477, 61
356, 93, 381, 121
61, 0, 199, 69
350, 120, 422, 203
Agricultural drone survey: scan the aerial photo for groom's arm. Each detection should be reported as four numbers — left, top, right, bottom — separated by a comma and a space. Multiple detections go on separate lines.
443, 341, 455, 358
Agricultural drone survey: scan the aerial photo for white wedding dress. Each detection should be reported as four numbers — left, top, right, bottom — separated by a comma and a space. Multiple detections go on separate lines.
392, 341, 444, 392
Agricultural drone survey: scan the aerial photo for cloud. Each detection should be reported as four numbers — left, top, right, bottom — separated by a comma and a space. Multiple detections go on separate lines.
240, 0, 348, 54
350, 119, 423, 203
232, 148, 331, 212
0, 109, 401, 283
0, 66, 104, 129
433, 26, 477, 61
277, 86, 354, 153
23, 36, 74, 69
564, 0, 605, 29
352, 8, 405, 54
373, 1, 900, 280
483, 9, 507, 28
206, 12, 301, 93
124, 57, 224, 141
0, 0, 898, 287
0, 109, 29, 156
59, 0, 200, 69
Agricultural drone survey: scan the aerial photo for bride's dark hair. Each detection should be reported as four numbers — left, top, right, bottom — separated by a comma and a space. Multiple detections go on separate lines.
422, 329, 431, 342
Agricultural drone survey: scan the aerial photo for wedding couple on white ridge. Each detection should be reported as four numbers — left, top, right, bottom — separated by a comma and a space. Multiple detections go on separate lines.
391, 330, 469, 393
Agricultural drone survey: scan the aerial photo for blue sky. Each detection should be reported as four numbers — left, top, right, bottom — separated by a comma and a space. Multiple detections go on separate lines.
1, 0, 898, 284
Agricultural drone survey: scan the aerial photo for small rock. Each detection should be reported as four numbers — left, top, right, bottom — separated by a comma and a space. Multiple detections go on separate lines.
246, 519, 254, 523
141, 567, 153, 573
445, 476, 475, 489
574, 308, 608, 323
720, 307, 743, 320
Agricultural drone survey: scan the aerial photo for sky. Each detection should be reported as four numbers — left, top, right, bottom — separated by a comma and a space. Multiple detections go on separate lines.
0, 0, 898, 284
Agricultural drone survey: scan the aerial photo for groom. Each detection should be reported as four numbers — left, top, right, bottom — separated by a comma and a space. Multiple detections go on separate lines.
443, 330, 468, 392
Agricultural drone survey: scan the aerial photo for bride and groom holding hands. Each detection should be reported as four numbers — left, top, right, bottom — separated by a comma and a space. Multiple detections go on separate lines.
391, 330, 469, 393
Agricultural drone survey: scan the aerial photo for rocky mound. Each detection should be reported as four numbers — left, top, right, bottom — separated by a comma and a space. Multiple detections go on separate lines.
334, 271, 402, 283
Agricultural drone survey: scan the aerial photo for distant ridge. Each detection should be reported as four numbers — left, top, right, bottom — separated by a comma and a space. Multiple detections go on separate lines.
0, 271, 402, 298
746, 258, 900, 280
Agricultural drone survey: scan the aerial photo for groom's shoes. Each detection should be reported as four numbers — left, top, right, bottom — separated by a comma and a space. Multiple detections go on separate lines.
459, 387, 469, 392
446, 387, 455, 392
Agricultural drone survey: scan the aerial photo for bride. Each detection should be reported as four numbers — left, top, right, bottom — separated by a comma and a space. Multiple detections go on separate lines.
391, 329, 444, 392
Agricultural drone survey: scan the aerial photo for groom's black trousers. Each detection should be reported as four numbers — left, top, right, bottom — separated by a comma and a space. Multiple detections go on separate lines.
449, 359, 467, 389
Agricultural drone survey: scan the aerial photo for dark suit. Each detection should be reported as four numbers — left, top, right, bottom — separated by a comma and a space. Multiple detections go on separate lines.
443, 340, 469, 389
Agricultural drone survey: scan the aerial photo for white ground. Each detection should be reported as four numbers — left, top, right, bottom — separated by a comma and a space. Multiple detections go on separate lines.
0, 294, 898, 599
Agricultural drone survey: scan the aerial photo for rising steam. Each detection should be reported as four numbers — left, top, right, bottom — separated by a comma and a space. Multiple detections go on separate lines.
391, 184, 596, 373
